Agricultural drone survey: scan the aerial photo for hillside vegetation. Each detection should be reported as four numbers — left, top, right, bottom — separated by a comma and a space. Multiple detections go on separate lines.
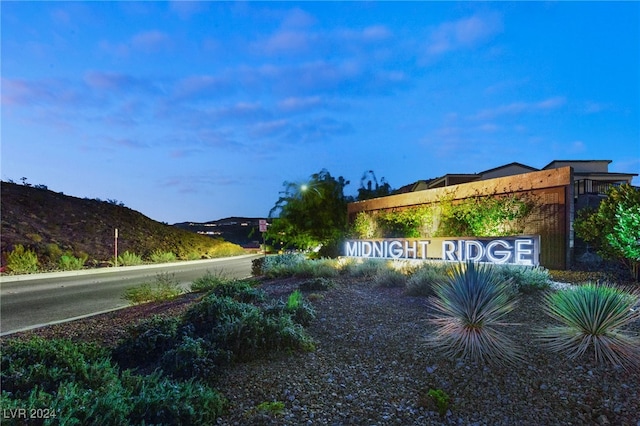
0, 181, 245, 271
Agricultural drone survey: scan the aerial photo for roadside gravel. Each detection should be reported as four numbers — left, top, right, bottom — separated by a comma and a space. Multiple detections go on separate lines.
215, 278, 640, 426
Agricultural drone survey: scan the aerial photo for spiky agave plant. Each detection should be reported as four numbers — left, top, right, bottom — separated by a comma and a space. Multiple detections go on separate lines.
427, 261, 522, 365
538, 283, 640, 369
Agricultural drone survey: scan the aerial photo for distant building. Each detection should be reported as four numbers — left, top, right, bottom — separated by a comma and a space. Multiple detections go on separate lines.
174, 217, 268, 249
395, 160, 634, 195
350, 160, 638, 270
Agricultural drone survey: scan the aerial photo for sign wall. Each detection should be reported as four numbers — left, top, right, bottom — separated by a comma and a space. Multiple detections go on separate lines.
344, 235, 540, 266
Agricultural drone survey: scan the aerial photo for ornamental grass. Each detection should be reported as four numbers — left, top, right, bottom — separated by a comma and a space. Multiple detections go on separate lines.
427, 261, 522, 366
538, 283, 640, 370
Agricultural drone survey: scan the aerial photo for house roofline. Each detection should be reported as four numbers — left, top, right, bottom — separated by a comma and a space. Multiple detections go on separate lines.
478, 161, 538, 175
543, 159, 612, 169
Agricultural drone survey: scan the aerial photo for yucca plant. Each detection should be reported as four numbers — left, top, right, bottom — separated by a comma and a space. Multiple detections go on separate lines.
538, 283, 640, 369
427, 261, 522, 365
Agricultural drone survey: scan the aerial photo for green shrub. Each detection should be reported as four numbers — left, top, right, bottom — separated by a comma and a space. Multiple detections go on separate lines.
58, 253, 88, 271
373, 267, 407, 288
495, 264, 551, 293
184, 294, 315, 361
122, 282, 154, 304
335, 257, 358, 275
47, 378, 131, 425
256, 400, 285, 415
122, 272, 184, 305
182, 295, 250, 336
299, 277, 335, 292
116, 250, 143, 266
262, 253, 306, 278
252, 256, 265, 276
1, 337, 111, 397
207, 241, 246, 258
405, 263, 449, 296
428, 388, 451, 417
427, 262, 522, 365
549, 269, 610, 285
123, 371, 226, 425
286, 290, 316, 326
149, 249, 177, 263
286, 289, 303, 310
292, 258, 341, 278
1, 338, 132, 425
1, 338, 226, 425
5, 244, 39, 274
113, 316, 181, 369
345, 258, 387, 278
159, 335, 229, 381
538, 283, 640, 369
263, 292, 316, 327
184, 251, 202, 260
208, 279, 265, 303
260, 313, 316, 353
45, 243, 64, 263
191, 270, 232, 293
211, 302, 268, 361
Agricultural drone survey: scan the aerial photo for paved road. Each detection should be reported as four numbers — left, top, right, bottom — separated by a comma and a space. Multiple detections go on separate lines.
0, 254, 261, 335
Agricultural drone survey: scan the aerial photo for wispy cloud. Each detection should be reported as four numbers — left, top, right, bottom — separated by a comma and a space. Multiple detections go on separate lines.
171, 74, 236, 101
473, 96, 566, 120
213, 102, 270, 121
425, 13, 503, 57
570, 140, 586, 152
263, 30, 318, 55
107, 137, 149, 149
160, 173, 241, 194
334, 25, 393, 43
99, 30, 172, 57
169, 1, 208, 20
131, 30, 172, 52
483, 78, 530, 95
83, 71, 157, 94
581, 101, 611, 114
277, 96, 325, 113
249, 116, 351, 145
250, 119, 290, 139
1, 77, 83, 107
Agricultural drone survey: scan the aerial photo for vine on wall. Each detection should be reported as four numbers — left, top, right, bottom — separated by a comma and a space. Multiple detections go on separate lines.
351, 193, 536, 239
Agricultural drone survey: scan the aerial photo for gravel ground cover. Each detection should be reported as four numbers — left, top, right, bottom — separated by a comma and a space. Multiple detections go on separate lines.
3, 276, 639, 426
214, 278, 640, 426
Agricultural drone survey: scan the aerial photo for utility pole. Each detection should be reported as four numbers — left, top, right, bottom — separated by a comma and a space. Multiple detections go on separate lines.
259, 219, 267, 258
114, 228, 118, 267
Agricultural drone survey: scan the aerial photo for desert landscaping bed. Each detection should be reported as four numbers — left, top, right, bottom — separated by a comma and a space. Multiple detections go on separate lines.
3, 276, 640, 425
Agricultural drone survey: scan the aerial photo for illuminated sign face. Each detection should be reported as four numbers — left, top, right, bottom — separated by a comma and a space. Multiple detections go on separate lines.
344, 236, 540, 266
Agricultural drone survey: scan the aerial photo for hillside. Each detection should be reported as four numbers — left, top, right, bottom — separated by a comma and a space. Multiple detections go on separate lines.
0, 182, 245, 269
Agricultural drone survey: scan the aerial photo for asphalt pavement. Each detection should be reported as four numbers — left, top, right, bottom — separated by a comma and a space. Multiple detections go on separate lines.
0, 254, 261, 335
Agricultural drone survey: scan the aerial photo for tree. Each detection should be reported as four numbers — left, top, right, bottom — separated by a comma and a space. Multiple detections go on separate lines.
357, 170, 392, 201
607, 203, 640, 278
574, 184, 640, 280
267, 169, 352, 256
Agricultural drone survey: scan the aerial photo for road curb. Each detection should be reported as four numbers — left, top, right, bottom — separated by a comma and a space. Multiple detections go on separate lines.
0, 254, 257, 283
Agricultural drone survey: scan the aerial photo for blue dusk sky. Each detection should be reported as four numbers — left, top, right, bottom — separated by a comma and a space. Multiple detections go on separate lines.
2, 1, 639, 224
